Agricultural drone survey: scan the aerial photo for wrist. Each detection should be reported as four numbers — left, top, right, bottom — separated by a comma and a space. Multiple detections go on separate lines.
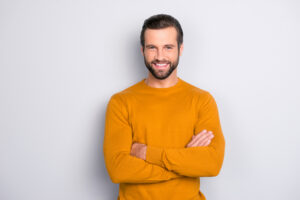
145, 145, 164, 168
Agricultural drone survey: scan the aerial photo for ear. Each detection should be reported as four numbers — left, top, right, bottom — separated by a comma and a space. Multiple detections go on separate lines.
179, 43, 184, 56
140, 46, 144, 55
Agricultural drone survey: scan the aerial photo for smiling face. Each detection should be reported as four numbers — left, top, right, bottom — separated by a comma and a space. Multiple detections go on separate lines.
141, 27, 183, 80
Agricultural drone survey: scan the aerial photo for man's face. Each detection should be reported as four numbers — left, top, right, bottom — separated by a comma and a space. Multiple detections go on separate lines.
142, 27, 183, 80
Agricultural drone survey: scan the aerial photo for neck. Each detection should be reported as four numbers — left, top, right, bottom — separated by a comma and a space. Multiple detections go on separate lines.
145, 73, 178, 88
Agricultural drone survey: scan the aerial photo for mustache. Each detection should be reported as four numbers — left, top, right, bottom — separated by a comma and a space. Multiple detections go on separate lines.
151, 60, 170, 64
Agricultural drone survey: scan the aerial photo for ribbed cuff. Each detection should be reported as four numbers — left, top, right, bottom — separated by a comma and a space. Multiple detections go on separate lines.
145, 145, 164, 168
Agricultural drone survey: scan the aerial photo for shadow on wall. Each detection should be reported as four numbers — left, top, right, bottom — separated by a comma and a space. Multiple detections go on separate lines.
125, 33, 149, 81
89, 105, 119, 200
89, 34, 147, 199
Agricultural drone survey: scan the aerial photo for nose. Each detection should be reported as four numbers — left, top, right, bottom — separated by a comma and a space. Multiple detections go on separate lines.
155, 48, 164, 61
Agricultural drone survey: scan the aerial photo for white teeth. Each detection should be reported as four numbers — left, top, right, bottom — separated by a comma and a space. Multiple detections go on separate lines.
156, 64, 167, 66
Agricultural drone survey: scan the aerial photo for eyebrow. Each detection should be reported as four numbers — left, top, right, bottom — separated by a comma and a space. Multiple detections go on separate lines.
145, 44, 176, 48
165, 44, 175, 47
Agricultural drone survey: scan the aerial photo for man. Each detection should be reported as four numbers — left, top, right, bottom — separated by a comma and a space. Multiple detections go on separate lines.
103, 14, 225, 200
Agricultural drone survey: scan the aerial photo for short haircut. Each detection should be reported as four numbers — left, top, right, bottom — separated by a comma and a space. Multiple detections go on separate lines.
140, 14, 183, 49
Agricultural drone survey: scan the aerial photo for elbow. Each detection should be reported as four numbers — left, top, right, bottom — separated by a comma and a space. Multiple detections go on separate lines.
110, 172, 122, 184
108, 165, 135, 184
186, 158, 223, 177
104, 152, 129, 184
106, 163, 125, 184
207, 152, 225, 177
203, 149, 225, 177
207, 162, 222, 177
208, 139, 225, 177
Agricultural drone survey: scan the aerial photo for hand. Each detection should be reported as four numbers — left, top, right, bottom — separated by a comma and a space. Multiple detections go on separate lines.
186, 129, 214, 148
130, 142, 147, 160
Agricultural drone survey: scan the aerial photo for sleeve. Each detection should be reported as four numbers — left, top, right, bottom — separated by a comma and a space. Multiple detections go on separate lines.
145, 92, 225, 177
103, 94, 183, 184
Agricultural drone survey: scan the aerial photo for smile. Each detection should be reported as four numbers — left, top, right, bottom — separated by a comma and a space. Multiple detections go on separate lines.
153, 63, 169, 69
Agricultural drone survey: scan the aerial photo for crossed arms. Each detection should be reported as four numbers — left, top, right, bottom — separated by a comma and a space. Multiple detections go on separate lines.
103, 92, 225, 184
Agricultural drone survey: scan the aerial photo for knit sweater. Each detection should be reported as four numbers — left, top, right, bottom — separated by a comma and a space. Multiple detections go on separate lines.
103, 77, 225, 200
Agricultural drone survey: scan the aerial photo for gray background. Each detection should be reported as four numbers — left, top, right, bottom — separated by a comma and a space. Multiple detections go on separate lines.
1, 0, 299, 199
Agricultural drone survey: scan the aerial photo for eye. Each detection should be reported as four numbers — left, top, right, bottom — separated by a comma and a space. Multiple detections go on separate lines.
166, 46, 173, 49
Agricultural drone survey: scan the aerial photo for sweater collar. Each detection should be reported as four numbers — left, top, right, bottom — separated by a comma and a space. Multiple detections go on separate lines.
139, 77, 184, 93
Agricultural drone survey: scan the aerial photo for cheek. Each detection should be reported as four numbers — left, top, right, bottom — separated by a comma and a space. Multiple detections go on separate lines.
165, 49, 178, 56
168, 53, 178, 61
144, 53, 155, 61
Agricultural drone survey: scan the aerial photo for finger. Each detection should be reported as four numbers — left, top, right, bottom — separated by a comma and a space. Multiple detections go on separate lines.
202, 139, 211, 146
196, 130, 213, 142
188, 133, 209, 147
188, 134, 211, 148
191, 132, 213, 147
191, 131, 213, 147
187, 130, 214, 147
187, 131, 205, 147
199, 135, 214, 146
197, 133, 214, 146
187, 130, 207, 147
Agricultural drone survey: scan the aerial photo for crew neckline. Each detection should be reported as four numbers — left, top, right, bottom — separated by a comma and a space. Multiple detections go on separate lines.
140, 77, 184, 92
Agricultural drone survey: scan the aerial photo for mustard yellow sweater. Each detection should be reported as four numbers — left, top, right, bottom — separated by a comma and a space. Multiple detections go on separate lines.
103, 77, 225, 200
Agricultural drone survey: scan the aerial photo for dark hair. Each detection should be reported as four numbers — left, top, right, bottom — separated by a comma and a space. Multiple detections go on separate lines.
140, 14, 183, 50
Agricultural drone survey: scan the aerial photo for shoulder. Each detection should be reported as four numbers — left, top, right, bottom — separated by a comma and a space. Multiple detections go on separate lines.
181, 79, 213, 98
180, 79, 217, 108
108, 80, 142, 104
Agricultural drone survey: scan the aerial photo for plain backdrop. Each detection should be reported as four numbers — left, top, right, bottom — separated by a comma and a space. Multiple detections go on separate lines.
0, 0, 299, 199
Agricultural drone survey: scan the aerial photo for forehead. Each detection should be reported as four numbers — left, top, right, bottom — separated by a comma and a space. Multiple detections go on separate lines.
144, 27, 177, 45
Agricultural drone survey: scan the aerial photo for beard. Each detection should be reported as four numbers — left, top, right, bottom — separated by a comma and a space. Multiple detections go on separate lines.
143, 53, 180, 80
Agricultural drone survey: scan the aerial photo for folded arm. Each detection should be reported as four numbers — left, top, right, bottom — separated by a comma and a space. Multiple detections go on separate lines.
103, 94, 183, 184
145, 92, 225, 177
